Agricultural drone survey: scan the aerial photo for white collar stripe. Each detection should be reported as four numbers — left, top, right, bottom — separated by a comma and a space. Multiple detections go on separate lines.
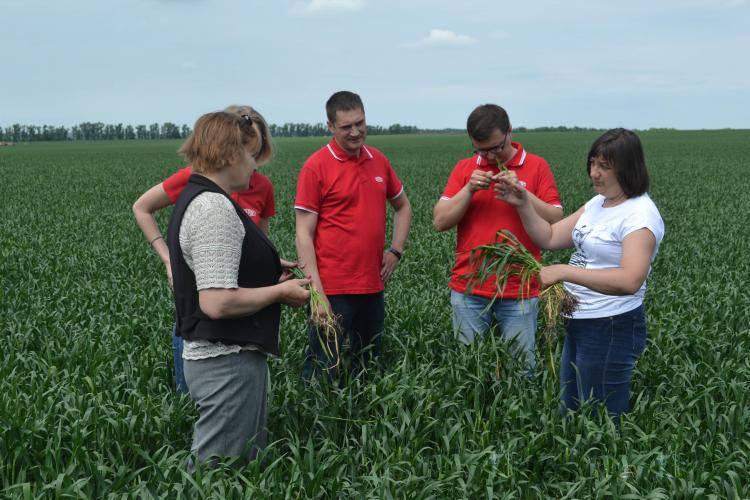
326, 144, 344, 161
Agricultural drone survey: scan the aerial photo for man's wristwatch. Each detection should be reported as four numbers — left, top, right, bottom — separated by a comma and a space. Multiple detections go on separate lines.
387, 247, 403, 260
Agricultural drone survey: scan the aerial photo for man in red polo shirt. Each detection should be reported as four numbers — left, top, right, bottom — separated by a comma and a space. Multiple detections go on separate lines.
432, 104, 563, 370
295, 91, 412, 380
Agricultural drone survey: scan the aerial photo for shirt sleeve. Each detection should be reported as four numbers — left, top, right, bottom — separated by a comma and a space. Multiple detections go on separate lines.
294, 160, 322, 213
440, 163, 467, 200
162, 166, 194, 203
179, 192, 245, 290
384, 158, 404, 200
532, 159, 562, 207
619, 199, 665, 245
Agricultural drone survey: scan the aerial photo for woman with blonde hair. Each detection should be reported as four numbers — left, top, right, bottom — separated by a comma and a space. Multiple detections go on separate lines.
133, 105, 278, 394
168, 110, 309, 468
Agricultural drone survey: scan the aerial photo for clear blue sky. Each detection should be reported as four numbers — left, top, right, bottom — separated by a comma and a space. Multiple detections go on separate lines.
2, 0, 748, 130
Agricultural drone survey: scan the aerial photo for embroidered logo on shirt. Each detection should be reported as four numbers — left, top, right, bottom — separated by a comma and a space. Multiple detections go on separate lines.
245, 209, 257, 217
374, 176, 384, 183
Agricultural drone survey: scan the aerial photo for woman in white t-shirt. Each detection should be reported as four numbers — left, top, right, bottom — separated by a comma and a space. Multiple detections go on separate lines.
495, 128, 664, 419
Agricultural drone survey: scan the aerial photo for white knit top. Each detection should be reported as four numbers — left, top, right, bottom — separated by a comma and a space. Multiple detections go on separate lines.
178, 192, 261, 360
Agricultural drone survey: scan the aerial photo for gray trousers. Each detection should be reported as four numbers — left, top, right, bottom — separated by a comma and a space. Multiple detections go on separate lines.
183, 349, 268, 470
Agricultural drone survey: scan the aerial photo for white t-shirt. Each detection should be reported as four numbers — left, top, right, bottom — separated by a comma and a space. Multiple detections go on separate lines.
565, 193, 664, 319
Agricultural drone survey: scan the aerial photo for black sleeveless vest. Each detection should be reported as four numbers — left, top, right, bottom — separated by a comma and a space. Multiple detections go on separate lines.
167, 174, 282, 356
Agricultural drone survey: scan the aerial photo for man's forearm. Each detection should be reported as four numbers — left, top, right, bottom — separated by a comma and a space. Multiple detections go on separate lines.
433, 186, 472, 231
390, 204, 412, 251
296, 234, 324, 293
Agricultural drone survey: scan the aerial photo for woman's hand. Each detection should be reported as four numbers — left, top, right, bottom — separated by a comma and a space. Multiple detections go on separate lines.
540, 264, 569, 288
279, 259, 305, 282
278, 278, 311, 307
493, 171, 527, 206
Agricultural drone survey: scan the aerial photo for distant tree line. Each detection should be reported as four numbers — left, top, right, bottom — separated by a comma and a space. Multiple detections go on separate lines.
267, 123, 422, 137
512, 126, 603, 133
0, 122, 190, 142
0, 122, 610, 143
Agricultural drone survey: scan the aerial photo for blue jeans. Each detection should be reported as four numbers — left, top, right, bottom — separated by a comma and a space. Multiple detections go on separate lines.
172, 324, 188, 394
303, 292, 384, 381
451, 290, 538, 370
560, 304, 647, 418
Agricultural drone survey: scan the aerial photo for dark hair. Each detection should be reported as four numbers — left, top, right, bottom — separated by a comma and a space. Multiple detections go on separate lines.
587, 128, 650, 198
466, 104, 511, 141
326, 91, 364, 123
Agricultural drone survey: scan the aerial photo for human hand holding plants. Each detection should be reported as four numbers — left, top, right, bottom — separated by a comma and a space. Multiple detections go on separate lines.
279, 259, 304, 282
277, 278, 311, 307
493, 171, 527, 205
290, 267, 339, 362
277, 259, 311, 307
309, 288, 333, 326
463, 230, 578, 358
468, 169, 494, 193
540, 265, 569, 289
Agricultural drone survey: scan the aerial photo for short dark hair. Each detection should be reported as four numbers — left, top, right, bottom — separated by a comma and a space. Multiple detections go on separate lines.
587, 128, 650, 198
326, 91, 364, 123
467, 104, 511, 141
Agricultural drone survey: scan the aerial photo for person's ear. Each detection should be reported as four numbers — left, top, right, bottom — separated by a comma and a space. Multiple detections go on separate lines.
225, 149, 239, 167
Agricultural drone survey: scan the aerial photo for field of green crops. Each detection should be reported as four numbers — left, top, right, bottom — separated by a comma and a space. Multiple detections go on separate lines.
2, 130, 750, 498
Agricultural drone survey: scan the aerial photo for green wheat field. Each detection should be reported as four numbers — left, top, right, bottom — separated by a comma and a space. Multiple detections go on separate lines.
2, 130, 749, 498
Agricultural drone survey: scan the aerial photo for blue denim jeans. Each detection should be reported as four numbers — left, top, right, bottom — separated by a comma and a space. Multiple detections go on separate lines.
450, 290, 538, 370
172, 324, 188, 394
303, 292, 384, 381
560, 304, 647, 418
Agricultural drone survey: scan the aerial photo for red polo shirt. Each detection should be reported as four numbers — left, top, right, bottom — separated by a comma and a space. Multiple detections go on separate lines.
162, 166, 275, 225
441, 142, 561, 299
295, 139, 404, 295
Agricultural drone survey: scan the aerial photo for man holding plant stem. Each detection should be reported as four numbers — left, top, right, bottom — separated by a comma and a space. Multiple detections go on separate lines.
432, 104, 563, 370
295, 90, 413, 380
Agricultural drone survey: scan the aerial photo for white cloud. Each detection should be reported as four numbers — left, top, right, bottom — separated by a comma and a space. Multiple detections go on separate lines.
290, 0, 366, 16
415, 29, 477, 48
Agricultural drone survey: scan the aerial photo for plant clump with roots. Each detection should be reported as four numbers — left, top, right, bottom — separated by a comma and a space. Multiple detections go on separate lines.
291, 267, 340, 369
462, 229, 579, 349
